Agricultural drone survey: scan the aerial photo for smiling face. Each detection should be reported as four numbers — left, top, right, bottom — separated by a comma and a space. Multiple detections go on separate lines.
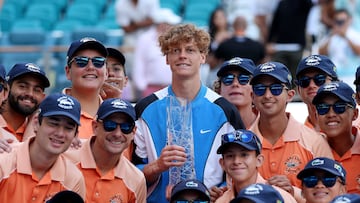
66, 49, 108, 92
301, 170, 346, 203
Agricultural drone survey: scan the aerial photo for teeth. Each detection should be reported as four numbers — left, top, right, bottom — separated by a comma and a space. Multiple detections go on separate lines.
327, 122, 338, 126
110, 141, 122, 145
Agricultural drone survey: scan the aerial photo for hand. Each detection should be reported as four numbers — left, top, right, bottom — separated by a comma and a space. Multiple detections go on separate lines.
267, 175, 294, 196
209, 186, 228, 202
156, 145, 187, 172
0, 138, 13, 153
70, 137, 82, 149
165, 184, 174, 201
101, 78, 123, 99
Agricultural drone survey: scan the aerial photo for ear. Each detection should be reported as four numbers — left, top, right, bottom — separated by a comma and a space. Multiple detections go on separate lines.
352, 107, 359, 121
92, 120, 99, 133
219, 157, 225, 171
256, 154, 264, 168
65, 65, 71, 80
286, 89, 296, 102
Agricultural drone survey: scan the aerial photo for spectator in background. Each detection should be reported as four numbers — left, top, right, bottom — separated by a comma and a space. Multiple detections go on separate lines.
295, 54, 338, 131
312, 81, 360, 194
64, 37, 108, 140
169, 179, 211, 203
353, 66, 360, 129
133, 24, 244, 203
0, 64, 14, 149
216, 15, 265, 65
100, 47, 128, 100
254, 0, 280, 43
214, 57, 257, 129
133, 8, 181, 99
297, 157, 346, 203
1, 63, 50, 142
0, 93, 85, 202
318, 9, 360, 88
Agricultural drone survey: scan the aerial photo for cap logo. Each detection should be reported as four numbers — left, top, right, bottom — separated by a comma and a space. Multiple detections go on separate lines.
311, 158, 324, 166
185, 181, 199, 188
80, 37, 97, 43
259, 63, 275, 73
57, 96, 75, 110
228, 57, 243, 65
334, 163, 345, 177
334, 197, 351, 203
244, 184, 263, 195
111, 99, 129, 109
323, 83, 339, 92
305, 55, 321, 66
25, 63, 41, 73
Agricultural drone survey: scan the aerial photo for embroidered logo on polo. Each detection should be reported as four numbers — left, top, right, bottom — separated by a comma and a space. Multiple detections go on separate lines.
109, 194, 123, 203
57, 96, 75, 110
285, 155, 302, 174
111, 99, 129, 109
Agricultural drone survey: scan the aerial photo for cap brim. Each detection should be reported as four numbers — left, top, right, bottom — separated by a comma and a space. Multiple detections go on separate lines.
107, 48, 125, 66
217, 142, 258, 154
98, 109, 135, 122
217, 65, 252, 77
312, 91, 353, 106
41, 111, 80, 125
297, 167, 342, 180
250, 73, 288, 85
69, 41, 108, 60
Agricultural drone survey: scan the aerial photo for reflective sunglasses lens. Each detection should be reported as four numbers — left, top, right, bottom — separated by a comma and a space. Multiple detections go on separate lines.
92, 57, 106, 68
119, 123, 134, 134
223, 133, 235, 143
316, 103, 330, 115
322, 177, 337, 187
240, 132, 253, 143
253, 84, 266, 96
74, 57, 89, 67
298, 77, 311, 88
269, 84, 284, 96
238, 75, 250, 85
222, 75, 235, 86
313, 75, 326, 86
103, 120, 117, 132
333, 103, 347, 114
303, 176, 318, 188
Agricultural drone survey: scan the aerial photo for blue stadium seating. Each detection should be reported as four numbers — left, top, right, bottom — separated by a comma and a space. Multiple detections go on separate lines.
24, 3, 60, 31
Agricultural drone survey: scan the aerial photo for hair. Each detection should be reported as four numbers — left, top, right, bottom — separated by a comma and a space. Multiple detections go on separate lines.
208, 7, 226, 39
159, 24, 211, 55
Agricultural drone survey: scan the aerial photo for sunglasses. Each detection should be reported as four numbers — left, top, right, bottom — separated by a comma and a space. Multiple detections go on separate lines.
316, 102, 354, 115
253, 84, 287, 96
98, 119, 135, 134
69, 56, 106, 68
221, 74, 251, 86
297, 74, 327, 88
222, 130, 261, 150
174, 201, 208, 203
302, 175, 340, 188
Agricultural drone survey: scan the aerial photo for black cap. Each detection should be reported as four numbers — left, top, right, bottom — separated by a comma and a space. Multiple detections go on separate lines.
107, 47, 126, 66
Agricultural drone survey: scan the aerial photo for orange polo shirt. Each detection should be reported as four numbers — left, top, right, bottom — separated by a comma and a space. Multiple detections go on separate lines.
0, 138, 86, 202
249, 113, 334, 188
0, 114, 28, 141
215, 174, 297, 203
332, 127, 360, 194
70, 137, 146, 203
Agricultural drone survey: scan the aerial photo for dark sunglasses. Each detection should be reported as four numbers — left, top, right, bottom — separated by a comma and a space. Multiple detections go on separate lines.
98, 119, 135, 134
174, 200, 208, 203
221, 130, 261, 151
297, 74, 327, 88
316, 102, 354, 115
221, 74, 251, 86
69, 56, 106, 68
302, 175, 340, 188
253, 83, 287, 96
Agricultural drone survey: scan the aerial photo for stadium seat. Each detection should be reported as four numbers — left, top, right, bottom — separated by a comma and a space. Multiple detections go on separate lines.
10, 19, 44, 32
31, 0, 68, 13
63, 3, 101, 26
72, 0, 107, 12
2, 0, 29, 14
183, 2, 219, 28
53, 19, 86, 32
24, 3, 59, 31
0, 4, 18, 32
160, 0, 184, 16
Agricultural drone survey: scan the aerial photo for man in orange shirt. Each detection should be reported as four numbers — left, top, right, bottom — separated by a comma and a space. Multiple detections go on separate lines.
214, 129, 296, 203
295, 54, 338, 130
248, 61, 333, 200
312, 81, 360, 194
68, 98, 146, 202
0, 93, 85, 202
0, 63, 50, 143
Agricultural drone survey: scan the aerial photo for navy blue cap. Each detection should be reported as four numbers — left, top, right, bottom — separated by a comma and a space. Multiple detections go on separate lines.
107, 47, 126, 66
354, 66, 360, 85
170, 179, 210, 202
67, 37, 108, 63
96, 98, 135, 122
330, 194, 360, 203
6, 63, 50, 88
217, 57, 256, 77
230, 183, 284, 203
250, 62, 292, 87
39, 93, 81, 125
0, 64, 6, 81
46, 190, 84, 203
312, 81, 356, 107
217, 129, 262, 154
296, 55, 338, 79
297, 157, 346, 183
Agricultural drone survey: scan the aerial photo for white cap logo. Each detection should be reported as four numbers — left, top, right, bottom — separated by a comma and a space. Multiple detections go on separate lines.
228, 57, 243, 65
185, 181, 199, 188
311, 158, 325, 166
323, 83, 339, 92
25, 63, 41, 73
80, 37, 97, 43
111, 99, 128, 109
57, 96, 75, 110
305, 55, 321, 66
259, 63, 275, 73
244, 184, 263, 195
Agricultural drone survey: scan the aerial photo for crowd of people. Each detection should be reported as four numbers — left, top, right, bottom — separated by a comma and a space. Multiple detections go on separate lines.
0, 0, 360, 203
